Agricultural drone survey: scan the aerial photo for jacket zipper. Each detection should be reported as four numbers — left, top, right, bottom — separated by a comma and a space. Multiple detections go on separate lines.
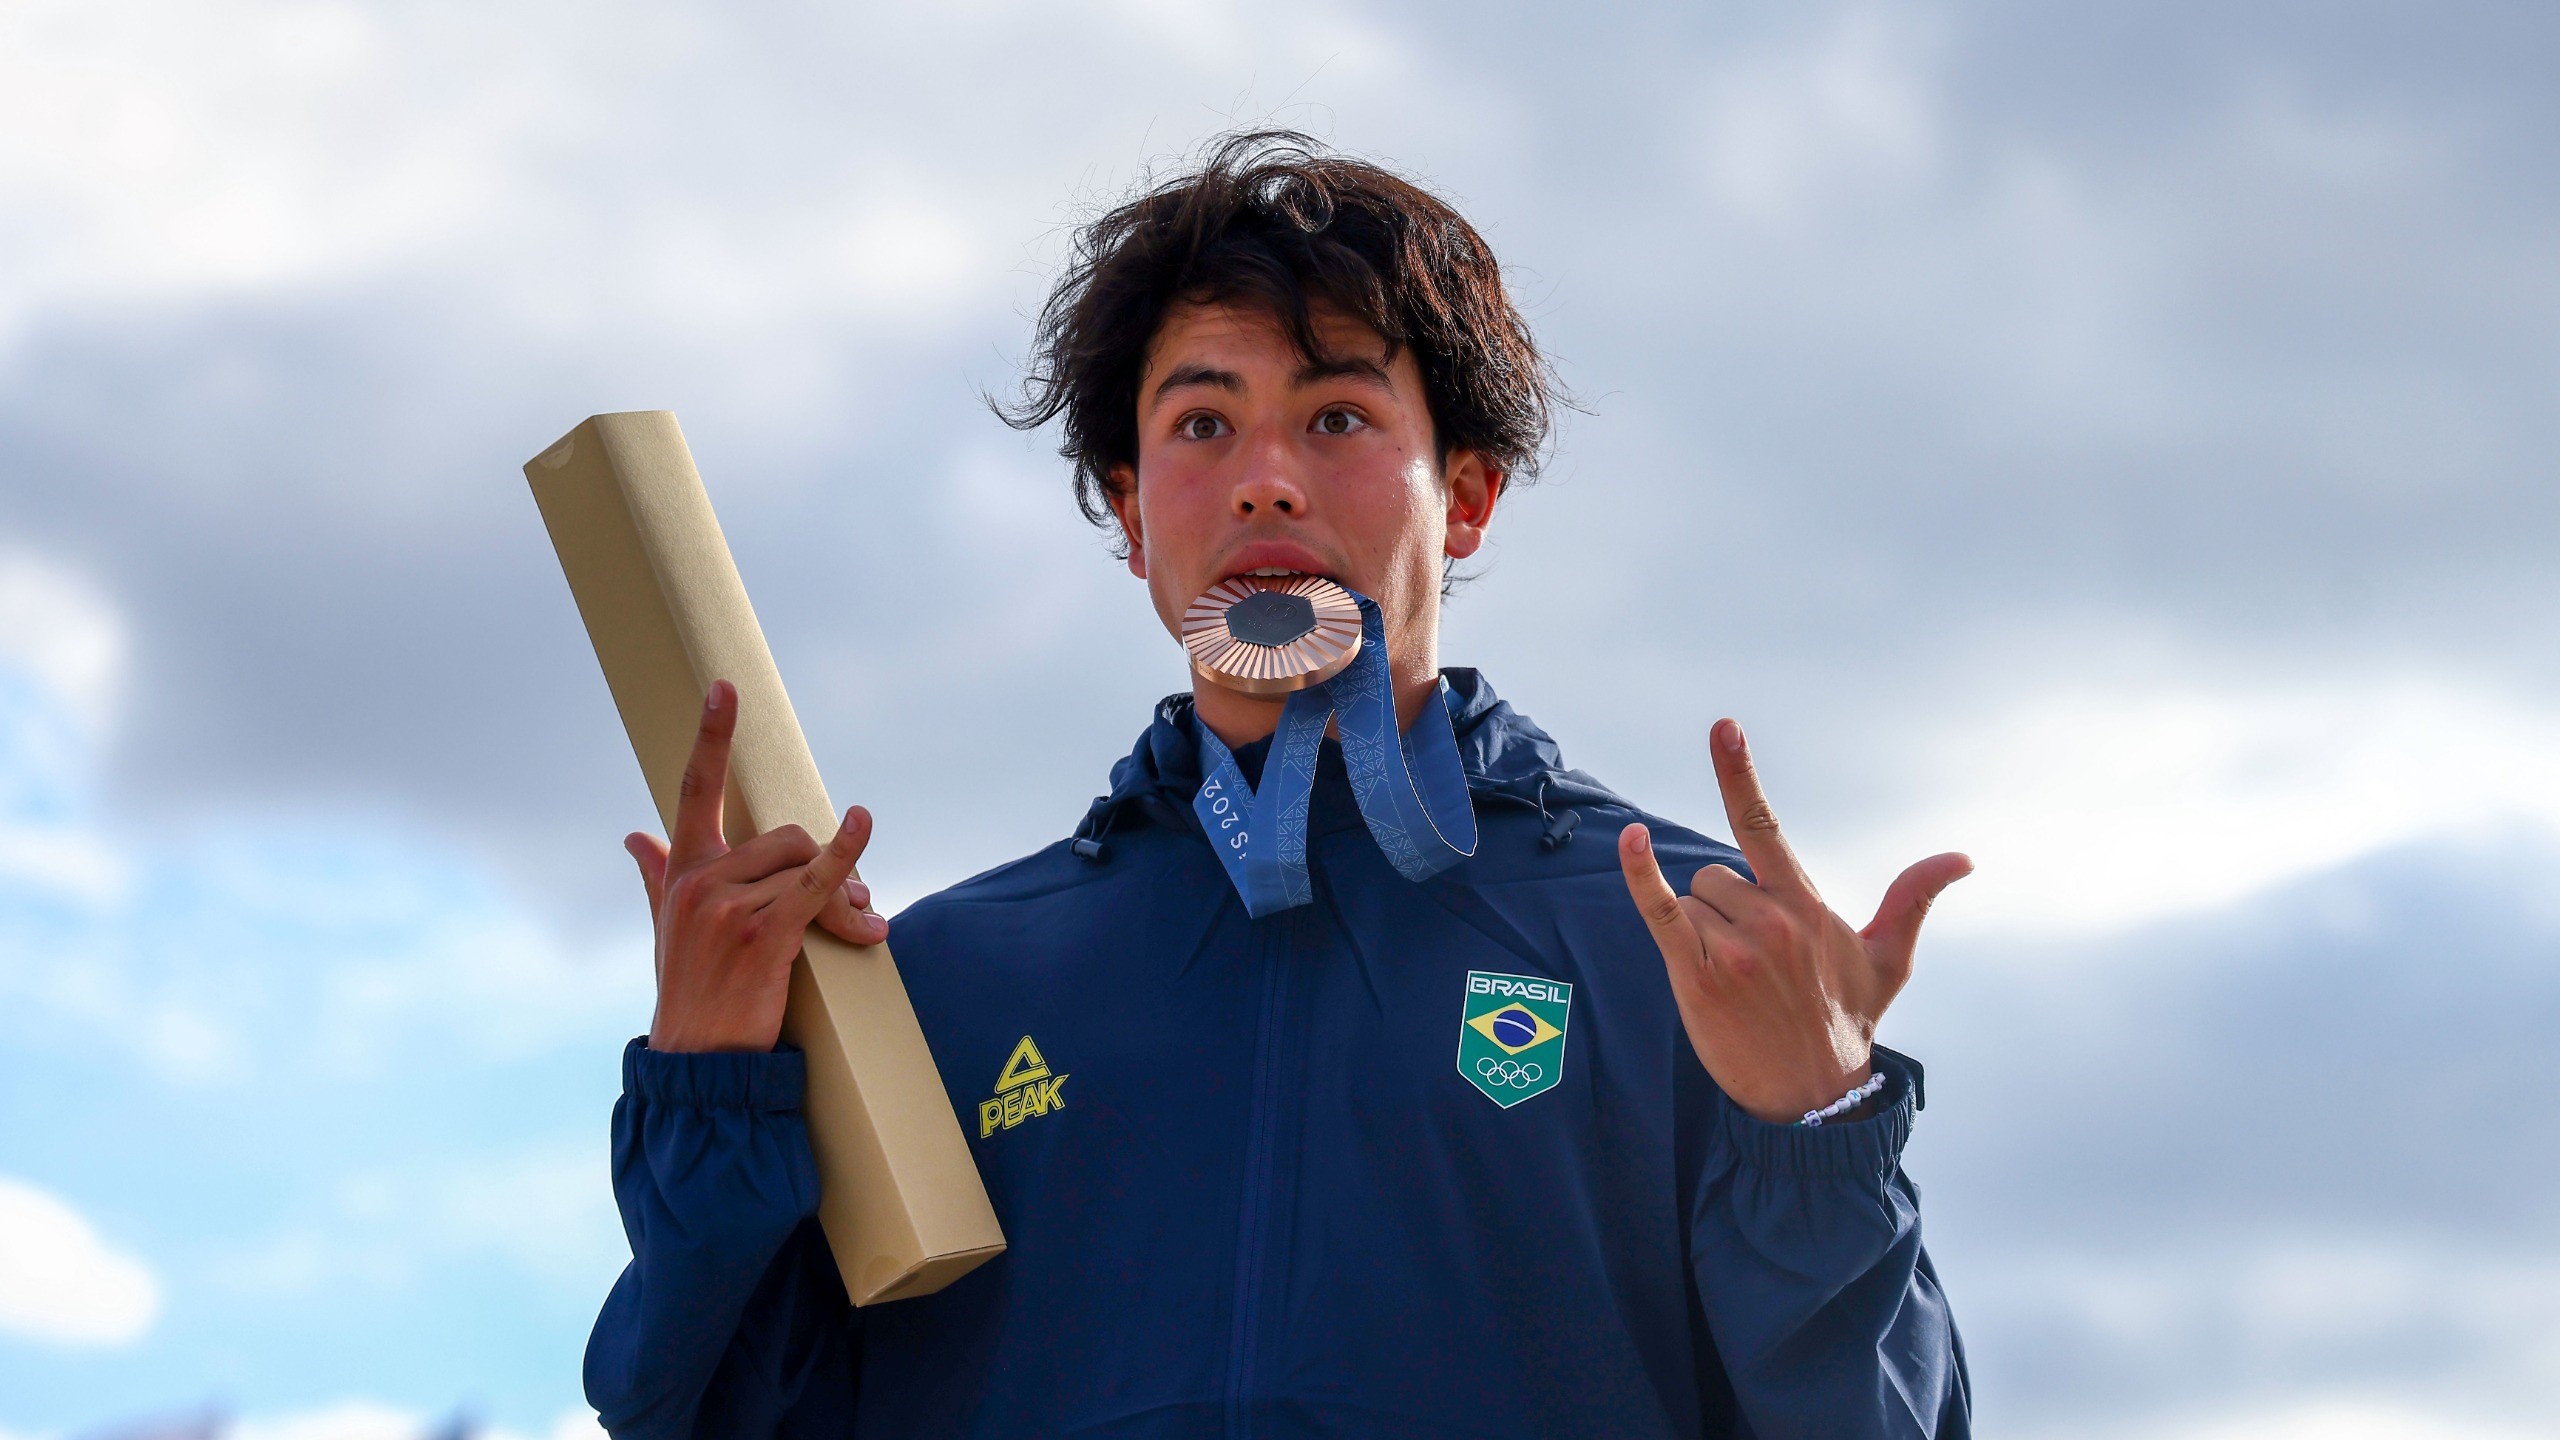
1224, 915, 1291, 1439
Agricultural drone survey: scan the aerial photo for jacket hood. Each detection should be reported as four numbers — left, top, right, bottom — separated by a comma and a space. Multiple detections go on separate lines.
1073, 669, 1627, 852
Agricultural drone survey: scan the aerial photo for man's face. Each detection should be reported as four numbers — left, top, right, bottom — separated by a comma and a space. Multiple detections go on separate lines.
1107, 302, 1499, 689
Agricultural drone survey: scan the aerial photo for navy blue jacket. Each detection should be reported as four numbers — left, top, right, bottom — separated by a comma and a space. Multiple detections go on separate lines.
586, 672, 1967, 1438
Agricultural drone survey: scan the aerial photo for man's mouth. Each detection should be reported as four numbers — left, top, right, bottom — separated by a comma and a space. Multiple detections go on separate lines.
1220, 542, 1339, 586
1225, 566, 1344, 597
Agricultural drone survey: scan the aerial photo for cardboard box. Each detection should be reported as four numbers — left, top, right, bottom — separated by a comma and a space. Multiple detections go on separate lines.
526, 410, 1004, 1304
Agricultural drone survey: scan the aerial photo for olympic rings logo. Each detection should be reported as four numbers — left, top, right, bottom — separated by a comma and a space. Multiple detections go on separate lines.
1474, 1056, 1545, 1088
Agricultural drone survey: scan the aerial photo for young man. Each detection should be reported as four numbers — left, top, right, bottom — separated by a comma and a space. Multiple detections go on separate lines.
586, 133, 1972, 1438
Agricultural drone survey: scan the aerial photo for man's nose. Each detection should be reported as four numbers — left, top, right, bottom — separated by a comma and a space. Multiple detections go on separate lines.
1231, 433, 1309, 518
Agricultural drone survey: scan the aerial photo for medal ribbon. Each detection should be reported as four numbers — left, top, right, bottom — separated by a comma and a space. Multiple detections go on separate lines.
1191, 590, 1480, 917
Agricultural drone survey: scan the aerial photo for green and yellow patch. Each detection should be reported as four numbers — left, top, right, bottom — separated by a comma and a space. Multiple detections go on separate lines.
1456, 971, 1571, 1108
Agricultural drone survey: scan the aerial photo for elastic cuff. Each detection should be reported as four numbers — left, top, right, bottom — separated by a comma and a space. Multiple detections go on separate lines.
621, 1036, 806, 1112
1716, 1047, 1921, 1179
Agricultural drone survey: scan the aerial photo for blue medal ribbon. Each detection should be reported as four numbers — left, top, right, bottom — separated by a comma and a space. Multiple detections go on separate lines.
1191, 590, 1479, 917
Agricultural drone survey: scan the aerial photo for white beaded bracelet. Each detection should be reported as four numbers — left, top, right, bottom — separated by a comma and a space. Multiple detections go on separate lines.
1799, 1071, 1889, 1127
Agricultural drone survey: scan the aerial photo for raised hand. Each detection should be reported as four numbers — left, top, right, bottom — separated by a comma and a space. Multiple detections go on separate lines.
1618, 719, 1972, 1125
624, 680, 886, 1054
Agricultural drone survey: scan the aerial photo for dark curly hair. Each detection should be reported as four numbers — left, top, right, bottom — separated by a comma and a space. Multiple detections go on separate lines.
999, 130, 1556, 550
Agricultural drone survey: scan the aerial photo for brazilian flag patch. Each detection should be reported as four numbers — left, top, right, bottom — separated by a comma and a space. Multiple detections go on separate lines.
1457, 970, 1571, 1108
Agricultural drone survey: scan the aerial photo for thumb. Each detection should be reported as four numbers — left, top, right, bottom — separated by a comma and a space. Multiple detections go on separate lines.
1618, 823, 1702, 964
1861, 851, 1974, 974
625, 832, 671, 924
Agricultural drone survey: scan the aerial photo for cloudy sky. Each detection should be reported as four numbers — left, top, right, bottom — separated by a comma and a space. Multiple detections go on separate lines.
1, 0, 2554, 1435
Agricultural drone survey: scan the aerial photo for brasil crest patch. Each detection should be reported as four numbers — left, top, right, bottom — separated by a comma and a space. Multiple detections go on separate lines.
1457, 970, 1571, 1108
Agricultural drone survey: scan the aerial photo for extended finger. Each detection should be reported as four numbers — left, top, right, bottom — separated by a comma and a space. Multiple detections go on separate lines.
750, 809, 883, 943
1708, 720, 1816, 899
790, 806, 873, 919
624, 832, 670, 923
669, 681, 739, 868
1861, 851, 1975, 971
1619, 823, 1704, 965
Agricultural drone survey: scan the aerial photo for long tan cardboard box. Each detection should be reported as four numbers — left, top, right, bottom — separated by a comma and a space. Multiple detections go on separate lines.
526, 410, 1004, 1304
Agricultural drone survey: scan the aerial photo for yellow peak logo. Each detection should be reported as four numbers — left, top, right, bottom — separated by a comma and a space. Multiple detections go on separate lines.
979, 1035, 1070, 1138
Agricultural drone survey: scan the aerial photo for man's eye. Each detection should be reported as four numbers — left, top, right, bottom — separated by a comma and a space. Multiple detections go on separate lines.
1313, 408, 1366, 436
1180, 414, 1229, 441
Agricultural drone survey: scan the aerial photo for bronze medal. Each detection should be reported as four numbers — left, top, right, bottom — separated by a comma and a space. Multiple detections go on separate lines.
1181, 574, 1362, 697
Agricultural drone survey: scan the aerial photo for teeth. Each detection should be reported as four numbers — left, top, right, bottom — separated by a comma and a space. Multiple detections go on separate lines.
1247, 567, 1305, 577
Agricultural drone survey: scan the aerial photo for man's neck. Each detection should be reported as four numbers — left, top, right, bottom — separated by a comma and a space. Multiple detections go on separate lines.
1191, 641, 1444, 751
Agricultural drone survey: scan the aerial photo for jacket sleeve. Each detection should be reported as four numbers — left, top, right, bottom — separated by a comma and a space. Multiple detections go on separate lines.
1687, 1046, 1970, 1439
585, 1038, 861, 1439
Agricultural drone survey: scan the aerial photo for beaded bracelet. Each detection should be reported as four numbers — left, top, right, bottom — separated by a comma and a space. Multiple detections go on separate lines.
1799, 1071, 1889, 1127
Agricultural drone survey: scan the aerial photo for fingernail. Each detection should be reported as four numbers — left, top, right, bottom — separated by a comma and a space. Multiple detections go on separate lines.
1632, 828, 1651, 854
1722, 721, 1745, 754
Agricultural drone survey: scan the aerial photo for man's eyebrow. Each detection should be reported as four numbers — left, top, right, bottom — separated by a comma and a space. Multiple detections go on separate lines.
1151, 363, 1242, 401
1296, 354, 1394, 389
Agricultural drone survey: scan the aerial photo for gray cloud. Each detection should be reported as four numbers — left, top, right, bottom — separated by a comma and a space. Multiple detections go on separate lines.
1895, 831, 2560, 1428
3, 1, 2551, 863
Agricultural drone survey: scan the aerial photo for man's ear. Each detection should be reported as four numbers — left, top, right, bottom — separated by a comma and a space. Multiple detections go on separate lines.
1442, 449, 1502, 562
1105, 464, 1146, 578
